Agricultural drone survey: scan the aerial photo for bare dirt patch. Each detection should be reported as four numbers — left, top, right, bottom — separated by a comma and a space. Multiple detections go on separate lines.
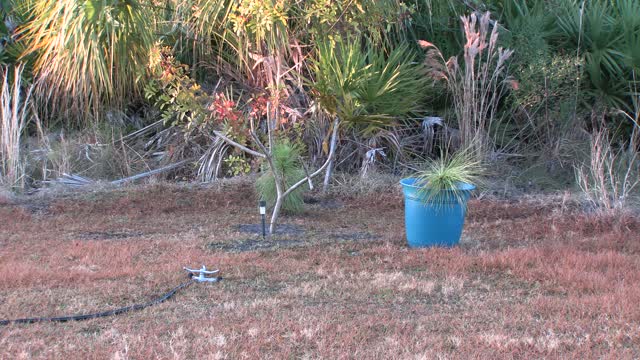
208, 223, 379, 252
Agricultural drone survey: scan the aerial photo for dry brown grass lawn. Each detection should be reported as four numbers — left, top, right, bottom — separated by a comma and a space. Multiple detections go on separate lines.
1, 182, 639, 358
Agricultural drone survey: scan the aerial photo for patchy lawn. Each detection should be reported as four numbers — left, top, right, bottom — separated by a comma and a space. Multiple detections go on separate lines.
1, 182, 639, 358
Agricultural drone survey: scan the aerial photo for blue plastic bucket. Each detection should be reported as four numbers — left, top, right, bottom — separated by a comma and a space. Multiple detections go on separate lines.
400, 178, 475, 248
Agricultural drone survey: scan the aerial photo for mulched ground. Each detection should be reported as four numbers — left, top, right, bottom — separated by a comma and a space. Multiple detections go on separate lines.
0, 182, 639, 358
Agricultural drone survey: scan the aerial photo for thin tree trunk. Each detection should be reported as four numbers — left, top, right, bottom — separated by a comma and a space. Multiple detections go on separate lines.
322, 159, 333, 192
269, 193, 283, 235
322, 118, 339, 193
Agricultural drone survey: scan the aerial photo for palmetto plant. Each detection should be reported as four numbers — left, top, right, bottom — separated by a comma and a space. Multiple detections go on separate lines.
312, 37, 425, 132
310, 36, 426, 184
19, 0, 155, 123
556, 0, 640, 111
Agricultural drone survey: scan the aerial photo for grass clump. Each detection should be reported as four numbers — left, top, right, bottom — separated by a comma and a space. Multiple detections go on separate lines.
0, 65, 32, 190
255, 140, 306, 214
574, 129, 640, 213
414, 150, 483, 206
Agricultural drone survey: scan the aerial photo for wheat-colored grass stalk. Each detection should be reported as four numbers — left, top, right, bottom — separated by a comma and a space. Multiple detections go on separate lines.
575, 129, 640, 213
0, 65, 32, 189
420, 12, 514, 160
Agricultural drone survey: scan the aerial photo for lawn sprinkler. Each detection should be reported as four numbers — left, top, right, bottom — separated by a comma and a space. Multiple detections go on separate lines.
184, 265, 220, 283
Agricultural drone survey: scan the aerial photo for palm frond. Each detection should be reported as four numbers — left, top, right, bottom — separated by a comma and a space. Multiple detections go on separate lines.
20, 0, 155, 123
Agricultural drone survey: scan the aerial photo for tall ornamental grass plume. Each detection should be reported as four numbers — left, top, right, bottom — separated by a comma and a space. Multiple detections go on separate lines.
255, 140, 306, 214
19, 0, 154, 123
419, 12, 514, 161
0, 65, 32, 190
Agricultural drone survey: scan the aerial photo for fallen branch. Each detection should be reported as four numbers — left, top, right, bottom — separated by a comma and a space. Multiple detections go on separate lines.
212, 130, 266, 158
110, 159, 191, 185
45, 159, 192, 187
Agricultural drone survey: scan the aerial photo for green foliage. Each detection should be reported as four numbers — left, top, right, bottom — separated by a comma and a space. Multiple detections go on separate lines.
255, 140, 306, 214
0, 0, 25, 67
173, 0, 232, 74
300, 0, 413, 43
20, 0, 155, 123
554, 0, 640, 111
496, 53, 583, 151
401, 0, 463, 58
223, 154, 250, 176
514, 55, 580, 112
491, 0, 556, 65
311, 37, 426, 134
144, 46, 208, 129
414, 149, 483, 206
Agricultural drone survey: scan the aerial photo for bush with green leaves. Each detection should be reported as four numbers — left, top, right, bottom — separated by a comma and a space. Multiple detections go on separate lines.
495, 53, 584, 152
402, 0, 465, 59
144, 46, 208, 130
312, 37, 426, 130
255, 140, 306, 214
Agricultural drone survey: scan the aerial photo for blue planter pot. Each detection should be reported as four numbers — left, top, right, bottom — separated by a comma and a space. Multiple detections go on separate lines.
400, 178, 475, 248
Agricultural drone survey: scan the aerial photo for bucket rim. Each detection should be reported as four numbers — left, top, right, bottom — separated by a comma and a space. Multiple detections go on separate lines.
400, 177, 476, 192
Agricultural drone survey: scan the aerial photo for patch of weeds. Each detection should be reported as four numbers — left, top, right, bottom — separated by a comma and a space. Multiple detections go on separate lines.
80, 325, 103, 337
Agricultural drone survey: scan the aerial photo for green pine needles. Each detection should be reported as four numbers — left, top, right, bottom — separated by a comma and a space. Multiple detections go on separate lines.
255, 140, 306, 214
414, 149, 483, 207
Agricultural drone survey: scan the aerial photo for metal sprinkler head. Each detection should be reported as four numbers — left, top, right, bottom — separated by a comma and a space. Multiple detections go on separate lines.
183, 265, 220, 282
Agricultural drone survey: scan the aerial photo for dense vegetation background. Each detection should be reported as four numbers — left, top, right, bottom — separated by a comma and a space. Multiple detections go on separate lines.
0, 0, 638, 212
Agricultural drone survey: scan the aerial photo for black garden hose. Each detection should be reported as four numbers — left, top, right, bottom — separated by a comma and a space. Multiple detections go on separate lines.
0, 278, 196, 326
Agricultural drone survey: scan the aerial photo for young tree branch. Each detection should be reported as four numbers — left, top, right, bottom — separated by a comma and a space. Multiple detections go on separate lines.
282, 118, 339, 198
211, 129, 266, 158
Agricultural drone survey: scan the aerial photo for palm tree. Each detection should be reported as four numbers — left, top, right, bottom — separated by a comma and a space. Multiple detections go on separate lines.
310, 37, 426, 189
19, 0, 155, 123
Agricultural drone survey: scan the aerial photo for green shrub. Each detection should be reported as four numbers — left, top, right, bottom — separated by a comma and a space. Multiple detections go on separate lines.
554, 0, 640, 111
144, 46, 208, 130
255, 140, 306, 214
